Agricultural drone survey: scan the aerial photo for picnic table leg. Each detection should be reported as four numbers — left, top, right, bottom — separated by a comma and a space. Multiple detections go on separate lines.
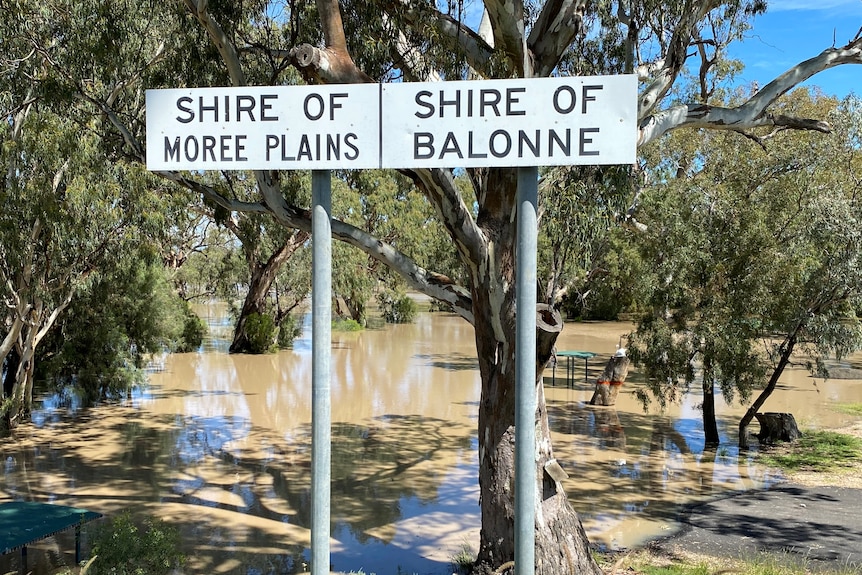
76, 524, 82, 564
20, 545, 26, 575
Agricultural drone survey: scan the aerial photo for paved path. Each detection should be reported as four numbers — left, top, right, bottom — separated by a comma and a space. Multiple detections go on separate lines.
651, 484, 862, 572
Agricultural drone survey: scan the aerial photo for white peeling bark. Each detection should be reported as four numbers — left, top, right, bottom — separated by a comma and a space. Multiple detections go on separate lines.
637, 0, 723, 119
483, 0, 527, 74
639, 37, 862, 145
381, 0, 494, 77
527, 0, 587, 77
181, 0, 246, 86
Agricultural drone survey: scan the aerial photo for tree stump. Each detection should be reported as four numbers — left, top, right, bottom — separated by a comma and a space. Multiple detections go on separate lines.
588, 351, 630, 406
536, 303, 563, 368
755, 412, 801, 445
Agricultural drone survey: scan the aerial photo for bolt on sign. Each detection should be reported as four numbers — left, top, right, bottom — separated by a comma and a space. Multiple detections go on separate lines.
146, 75, 636, 171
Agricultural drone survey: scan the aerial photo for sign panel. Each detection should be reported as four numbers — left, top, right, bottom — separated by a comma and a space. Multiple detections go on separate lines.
381, 75, 637, 168
146, 85, 381, 171
146, 75, 637, 170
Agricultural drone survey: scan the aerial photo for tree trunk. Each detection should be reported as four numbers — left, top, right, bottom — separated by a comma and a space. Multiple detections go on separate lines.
474, 314, 600, 574
588, 354, 630, 406
7, 311, 40, 427
702, 377, 719, 447
230, 262, 273, 353
755, 412, 800, 445
342, 294, 366, 326
471, 179, 600, 574
2, 348, 19, 400
739, 326, 800, 450
230, 232, 307, 353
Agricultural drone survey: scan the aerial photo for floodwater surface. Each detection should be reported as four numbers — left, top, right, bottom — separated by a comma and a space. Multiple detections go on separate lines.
3, 306, 862, 574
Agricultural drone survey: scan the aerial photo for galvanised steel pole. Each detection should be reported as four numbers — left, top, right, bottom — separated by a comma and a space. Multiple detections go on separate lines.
515, 166, 538, 575
311, 169, 332, 575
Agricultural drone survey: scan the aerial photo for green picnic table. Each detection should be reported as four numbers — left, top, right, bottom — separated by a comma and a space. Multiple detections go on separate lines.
0, 501, 102, 574
552, 350, 597, 387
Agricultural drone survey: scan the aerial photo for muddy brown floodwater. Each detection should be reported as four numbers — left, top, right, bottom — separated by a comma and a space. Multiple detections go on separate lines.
3, 305, 862, 574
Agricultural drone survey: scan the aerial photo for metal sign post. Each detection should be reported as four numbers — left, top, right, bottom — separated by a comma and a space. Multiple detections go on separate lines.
515, 166, 538, 575
311, 170, 332, 575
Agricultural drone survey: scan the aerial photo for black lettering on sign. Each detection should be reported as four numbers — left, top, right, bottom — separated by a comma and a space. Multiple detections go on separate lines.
579, 127, 600, 156
174, 94, 280, 123
414, 133, 434, 159
163, 135, 248, 163
264, 133, 361, 162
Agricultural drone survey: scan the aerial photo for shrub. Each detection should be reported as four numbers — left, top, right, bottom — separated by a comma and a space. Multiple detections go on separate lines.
377, 290, 417, 324
333, 318, 364, 331
175, 301, 207, 352
245, 312, 277, 353
89, 511, 184, 575
277, 314, 302, 348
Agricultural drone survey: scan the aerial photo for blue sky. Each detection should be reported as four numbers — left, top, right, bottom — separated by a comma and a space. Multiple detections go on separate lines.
727, 0, 862, 97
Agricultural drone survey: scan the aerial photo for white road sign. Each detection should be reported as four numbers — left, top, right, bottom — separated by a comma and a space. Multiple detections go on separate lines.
146, 85, 381, 171
146, 75, 636, 171
381, 75, 637, 168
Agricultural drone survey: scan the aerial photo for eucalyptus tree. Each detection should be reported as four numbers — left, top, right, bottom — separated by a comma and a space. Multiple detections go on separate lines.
629, 89, 862, 448
0, 0, 212, 424
538, 165, 636, 316
0, 80, 177, 425
333, 169, 453, 323
270, 5, 861, 571
34, 0, 862, 572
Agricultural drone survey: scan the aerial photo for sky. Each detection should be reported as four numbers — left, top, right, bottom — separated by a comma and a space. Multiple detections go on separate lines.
726, 0, 862, 97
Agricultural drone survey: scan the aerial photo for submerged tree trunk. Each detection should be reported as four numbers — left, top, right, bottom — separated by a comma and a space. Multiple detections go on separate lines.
589, 353, 630, 406
230, 232, 308, 353
702, 377, 719, 447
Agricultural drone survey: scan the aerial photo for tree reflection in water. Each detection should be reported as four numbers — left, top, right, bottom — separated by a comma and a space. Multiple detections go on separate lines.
6, 313, 851, 572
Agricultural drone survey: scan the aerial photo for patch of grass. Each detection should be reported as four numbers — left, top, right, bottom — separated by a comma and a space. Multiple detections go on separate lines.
451, 542, 475, 574
605, 548, 860, 575
758, 430, 862, 472
639, 564, 711, 575
834, 402, 862, 416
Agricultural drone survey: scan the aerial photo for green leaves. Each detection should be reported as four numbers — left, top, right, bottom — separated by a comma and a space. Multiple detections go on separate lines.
630, 89, 862, 413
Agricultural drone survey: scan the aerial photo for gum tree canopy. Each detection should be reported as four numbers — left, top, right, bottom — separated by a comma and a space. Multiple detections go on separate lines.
46, 0, 861, 572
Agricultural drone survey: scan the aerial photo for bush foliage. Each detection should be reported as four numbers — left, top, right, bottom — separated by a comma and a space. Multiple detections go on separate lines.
89, 511, 184, 575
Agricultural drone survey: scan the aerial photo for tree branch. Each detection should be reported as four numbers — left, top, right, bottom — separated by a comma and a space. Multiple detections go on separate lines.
158, 170, 478, 322
483, 0, 527, 75
639, 37, 862, 146
289, 0, 372, 84
412, 168, 486, 270
379, 0, 495, 77
527, 0, 587, 77
638, 0, 723, 119
181, 0, 246, 86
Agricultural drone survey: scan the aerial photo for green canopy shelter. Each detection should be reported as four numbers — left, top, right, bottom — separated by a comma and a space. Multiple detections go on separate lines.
0, 501, 102, 574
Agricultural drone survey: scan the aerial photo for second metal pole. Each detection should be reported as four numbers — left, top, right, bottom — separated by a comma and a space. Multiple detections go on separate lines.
311, 169, 332, 575
515, 166, 538, 575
